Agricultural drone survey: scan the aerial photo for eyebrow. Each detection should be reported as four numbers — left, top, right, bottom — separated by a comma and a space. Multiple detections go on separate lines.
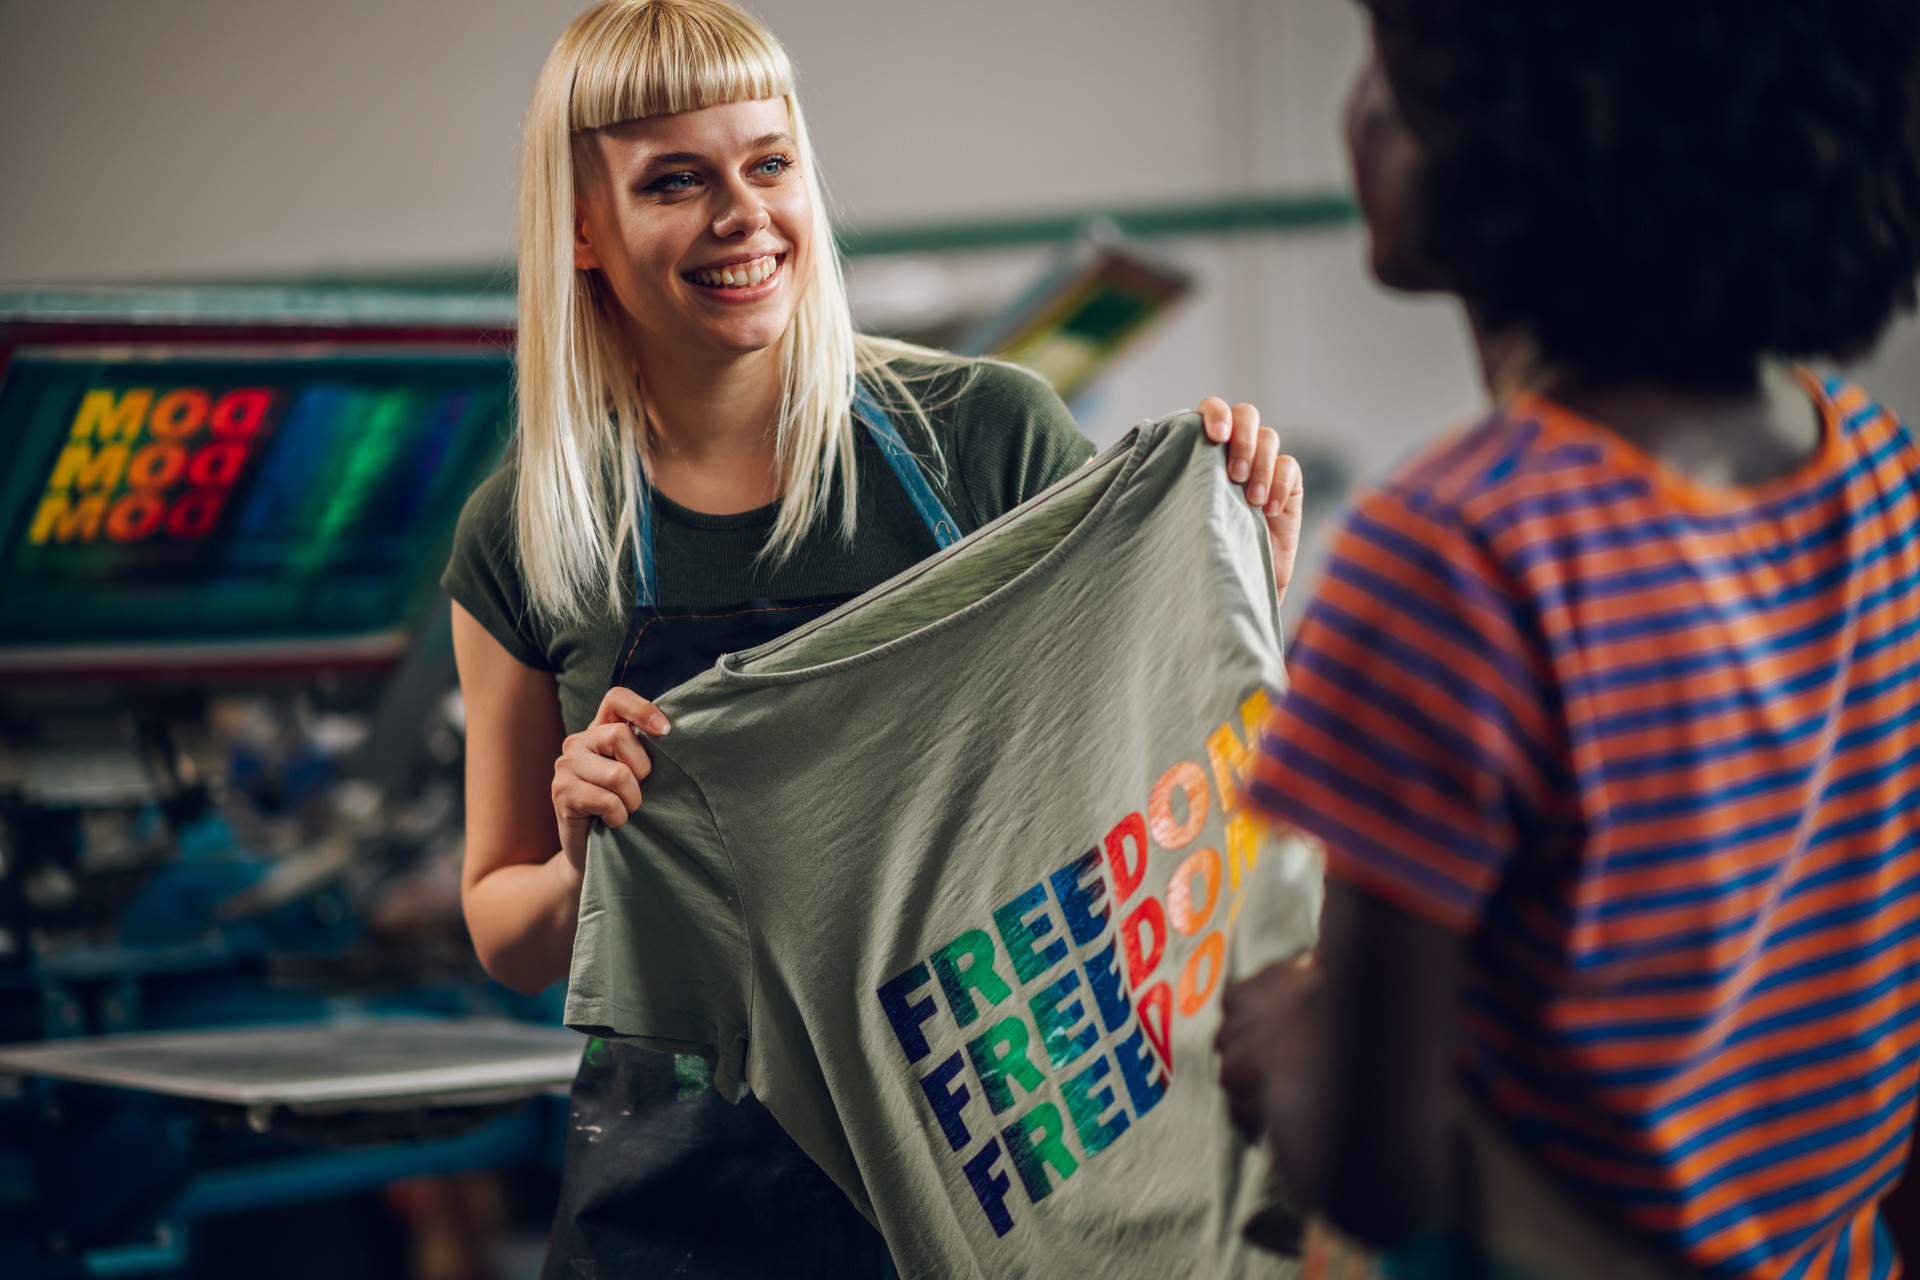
640, 132, 795, 171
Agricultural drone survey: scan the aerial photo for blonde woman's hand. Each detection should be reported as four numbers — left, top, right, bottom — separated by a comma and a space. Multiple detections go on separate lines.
1197, 397, 1305, 604
553, 687, 670, 878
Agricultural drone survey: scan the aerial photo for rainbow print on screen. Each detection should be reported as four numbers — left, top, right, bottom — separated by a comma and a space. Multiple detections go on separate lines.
0, 347, 511, 654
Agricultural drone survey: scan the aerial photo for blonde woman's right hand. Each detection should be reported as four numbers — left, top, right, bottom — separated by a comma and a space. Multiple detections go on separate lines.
553, 687, 670, 878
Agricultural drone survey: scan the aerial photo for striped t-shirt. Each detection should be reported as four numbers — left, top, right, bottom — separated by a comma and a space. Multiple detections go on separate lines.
1249, 373, 1920, 1278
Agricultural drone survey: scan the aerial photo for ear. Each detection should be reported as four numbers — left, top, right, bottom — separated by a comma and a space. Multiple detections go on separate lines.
573, 207, 602, 273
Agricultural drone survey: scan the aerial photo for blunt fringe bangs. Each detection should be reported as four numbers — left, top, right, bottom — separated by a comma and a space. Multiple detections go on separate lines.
511, 0, 968, 627
566, 0, 792, 132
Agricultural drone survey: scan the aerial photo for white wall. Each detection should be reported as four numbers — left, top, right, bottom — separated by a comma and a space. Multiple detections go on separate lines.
0, 0, 565, 284
1, 0, 1913, 502
0, 0, 1317, 282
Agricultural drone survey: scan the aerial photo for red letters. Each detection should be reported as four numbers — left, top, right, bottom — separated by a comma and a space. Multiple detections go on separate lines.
148, 389, 209, 439
210, 388, 272, 437
186, 442, 249, 487
165, 492, 225, 539
1103, 812, 1149, 904
126, 443, 187, 489
1137, 981, 1173, 1072
105, 493, 166, 543
1121, 897, 1166, 988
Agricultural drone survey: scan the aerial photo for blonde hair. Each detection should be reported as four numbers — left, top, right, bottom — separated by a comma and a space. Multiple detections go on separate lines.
515, 0, 953, 624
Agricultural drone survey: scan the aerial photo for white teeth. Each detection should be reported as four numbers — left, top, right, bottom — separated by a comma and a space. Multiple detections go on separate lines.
690, 255, 778, 288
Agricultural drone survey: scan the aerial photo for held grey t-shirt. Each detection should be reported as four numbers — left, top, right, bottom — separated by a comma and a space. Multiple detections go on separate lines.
566, 414, 1316, 1279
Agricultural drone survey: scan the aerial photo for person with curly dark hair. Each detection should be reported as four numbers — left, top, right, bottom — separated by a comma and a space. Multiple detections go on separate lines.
1214, 1, 1920, 1276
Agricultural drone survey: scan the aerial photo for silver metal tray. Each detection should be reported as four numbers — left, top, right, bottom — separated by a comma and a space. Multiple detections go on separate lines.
0, 1017, 584, 1111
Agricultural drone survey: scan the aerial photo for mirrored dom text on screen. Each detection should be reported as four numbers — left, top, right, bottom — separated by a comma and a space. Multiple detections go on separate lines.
0, 347, 511, 655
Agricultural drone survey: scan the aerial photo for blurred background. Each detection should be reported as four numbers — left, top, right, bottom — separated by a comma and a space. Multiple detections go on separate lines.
5, 0, 1917, 521
0, 1, 1916, 1278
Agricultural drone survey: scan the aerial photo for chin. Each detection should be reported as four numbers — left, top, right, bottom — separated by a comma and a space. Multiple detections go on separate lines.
1367, 237, 1448, 295
706, 322, 793, 355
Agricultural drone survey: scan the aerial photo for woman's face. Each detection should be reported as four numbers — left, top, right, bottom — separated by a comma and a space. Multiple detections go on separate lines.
574, 97, 812, 365
1344, 16, 1442, 292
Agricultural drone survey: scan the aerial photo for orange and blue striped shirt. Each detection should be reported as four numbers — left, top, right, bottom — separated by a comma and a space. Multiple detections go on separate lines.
1249, 373, 1920, 1278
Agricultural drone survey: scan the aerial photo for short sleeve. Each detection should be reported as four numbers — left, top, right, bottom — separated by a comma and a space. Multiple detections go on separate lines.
1245, 488, 1561, 932
938, 360, 1097, 524
441, 466, 550, 670
564, 748, 755, 1100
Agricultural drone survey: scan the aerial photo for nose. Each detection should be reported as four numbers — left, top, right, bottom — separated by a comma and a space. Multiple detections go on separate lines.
711, 184, 771, 239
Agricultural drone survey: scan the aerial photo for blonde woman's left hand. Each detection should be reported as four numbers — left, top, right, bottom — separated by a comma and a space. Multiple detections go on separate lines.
1198, 397, 1304, 603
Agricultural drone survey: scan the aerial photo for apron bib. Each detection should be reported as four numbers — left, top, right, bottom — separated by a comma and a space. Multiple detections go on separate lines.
543, 389, 958, 1280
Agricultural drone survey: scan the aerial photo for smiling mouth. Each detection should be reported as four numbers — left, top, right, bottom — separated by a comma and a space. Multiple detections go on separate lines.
683, 254, 783, 289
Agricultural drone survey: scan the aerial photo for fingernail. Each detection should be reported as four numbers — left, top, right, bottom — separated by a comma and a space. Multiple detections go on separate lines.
1267, 499, 1284, 516
651, 716, 671, 735
1248, 484, 1267, 506
1230, 461, 1250, 482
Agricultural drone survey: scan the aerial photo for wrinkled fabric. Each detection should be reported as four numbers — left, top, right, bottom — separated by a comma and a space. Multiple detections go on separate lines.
569, 414, 1315, 1280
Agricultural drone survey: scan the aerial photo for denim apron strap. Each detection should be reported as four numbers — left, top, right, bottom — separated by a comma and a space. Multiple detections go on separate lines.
630, 383, 961, 608
851, 383, 963, 552
632, 455, 659, 609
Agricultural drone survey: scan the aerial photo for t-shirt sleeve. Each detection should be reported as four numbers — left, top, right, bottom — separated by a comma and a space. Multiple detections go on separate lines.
564, 749, 755, 1101
440, 465, 550, 670
944, 360, 1098, 523
1245, 486, 1560, 932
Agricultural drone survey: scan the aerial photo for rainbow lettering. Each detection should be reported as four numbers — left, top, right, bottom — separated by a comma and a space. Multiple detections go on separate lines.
27, 386, 275, 546
876, 686, 1277, 1237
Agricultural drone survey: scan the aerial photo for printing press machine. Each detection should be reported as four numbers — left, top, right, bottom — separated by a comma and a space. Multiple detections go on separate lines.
0, 287, 584, 1278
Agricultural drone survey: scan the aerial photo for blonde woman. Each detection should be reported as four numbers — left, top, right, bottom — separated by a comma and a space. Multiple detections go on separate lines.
443, 1, 1304, 1273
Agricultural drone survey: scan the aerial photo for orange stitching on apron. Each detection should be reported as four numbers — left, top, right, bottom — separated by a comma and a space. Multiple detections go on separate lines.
616, 602, 837, 686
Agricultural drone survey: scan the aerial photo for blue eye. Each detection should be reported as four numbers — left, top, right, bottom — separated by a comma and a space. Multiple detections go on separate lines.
754, 156, 794, 177
646, 172, 698, 193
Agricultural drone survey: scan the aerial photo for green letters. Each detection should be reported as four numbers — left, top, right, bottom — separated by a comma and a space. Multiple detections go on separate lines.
965, 1015, 1046, 1114
930, 929, 1013, 1028
1028, 969, 1098, 1069
1004, 1102, 1079, 1203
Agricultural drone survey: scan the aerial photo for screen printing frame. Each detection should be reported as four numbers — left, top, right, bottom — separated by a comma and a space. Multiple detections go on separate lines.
0, 1016, 583, 1112
0, 288, 515, 685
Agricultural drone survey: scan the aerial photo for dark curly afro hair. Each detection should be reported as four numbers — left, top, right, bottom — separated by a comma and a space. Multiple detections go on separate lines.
1371, 0, 1920, 387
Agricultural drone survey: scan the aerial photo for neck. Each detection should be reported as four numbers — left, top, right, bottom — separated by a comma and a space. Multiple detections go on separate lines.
1541, 371, 1824, 491
636, 342, 786, 463
1464, 311, 1815, 489
1465, 309, 1542, 402
1521, 351, 1770, 432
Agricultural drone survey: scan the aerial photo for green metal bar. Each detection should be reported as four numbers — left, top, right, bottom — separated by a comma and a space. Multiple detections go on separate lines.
836, 190, 1358, 258
0, 284, 516, 324
0, 192, 1361, 307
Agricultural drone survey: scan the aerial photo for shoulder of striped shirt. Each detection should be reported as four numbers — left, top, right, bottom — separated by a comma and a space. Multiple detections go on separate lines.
1359, 405, 1602, 535
1363, 373, 1916, 526
1821, 372, 1911, 447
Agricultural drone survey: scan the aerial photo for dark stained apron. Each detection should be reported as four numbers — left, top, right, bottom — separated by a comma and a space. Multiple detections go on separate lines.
542, 389, 959, 1280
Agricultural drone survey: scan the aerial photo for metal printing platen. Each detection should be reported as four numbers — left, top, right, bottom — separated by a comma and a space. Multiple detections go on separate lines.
0, 1017, 585, 1110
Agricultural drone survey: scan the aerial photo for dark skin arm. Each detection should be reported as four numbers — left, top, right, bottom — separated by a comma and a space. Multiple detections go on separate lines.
1216, 874, 1465, 1248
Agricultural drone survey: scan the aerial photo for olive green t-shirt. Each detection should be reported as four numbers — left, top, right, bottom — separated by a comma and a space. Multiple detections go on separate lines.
565, 414, 1308, 1279
441, 360, 1096, 732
